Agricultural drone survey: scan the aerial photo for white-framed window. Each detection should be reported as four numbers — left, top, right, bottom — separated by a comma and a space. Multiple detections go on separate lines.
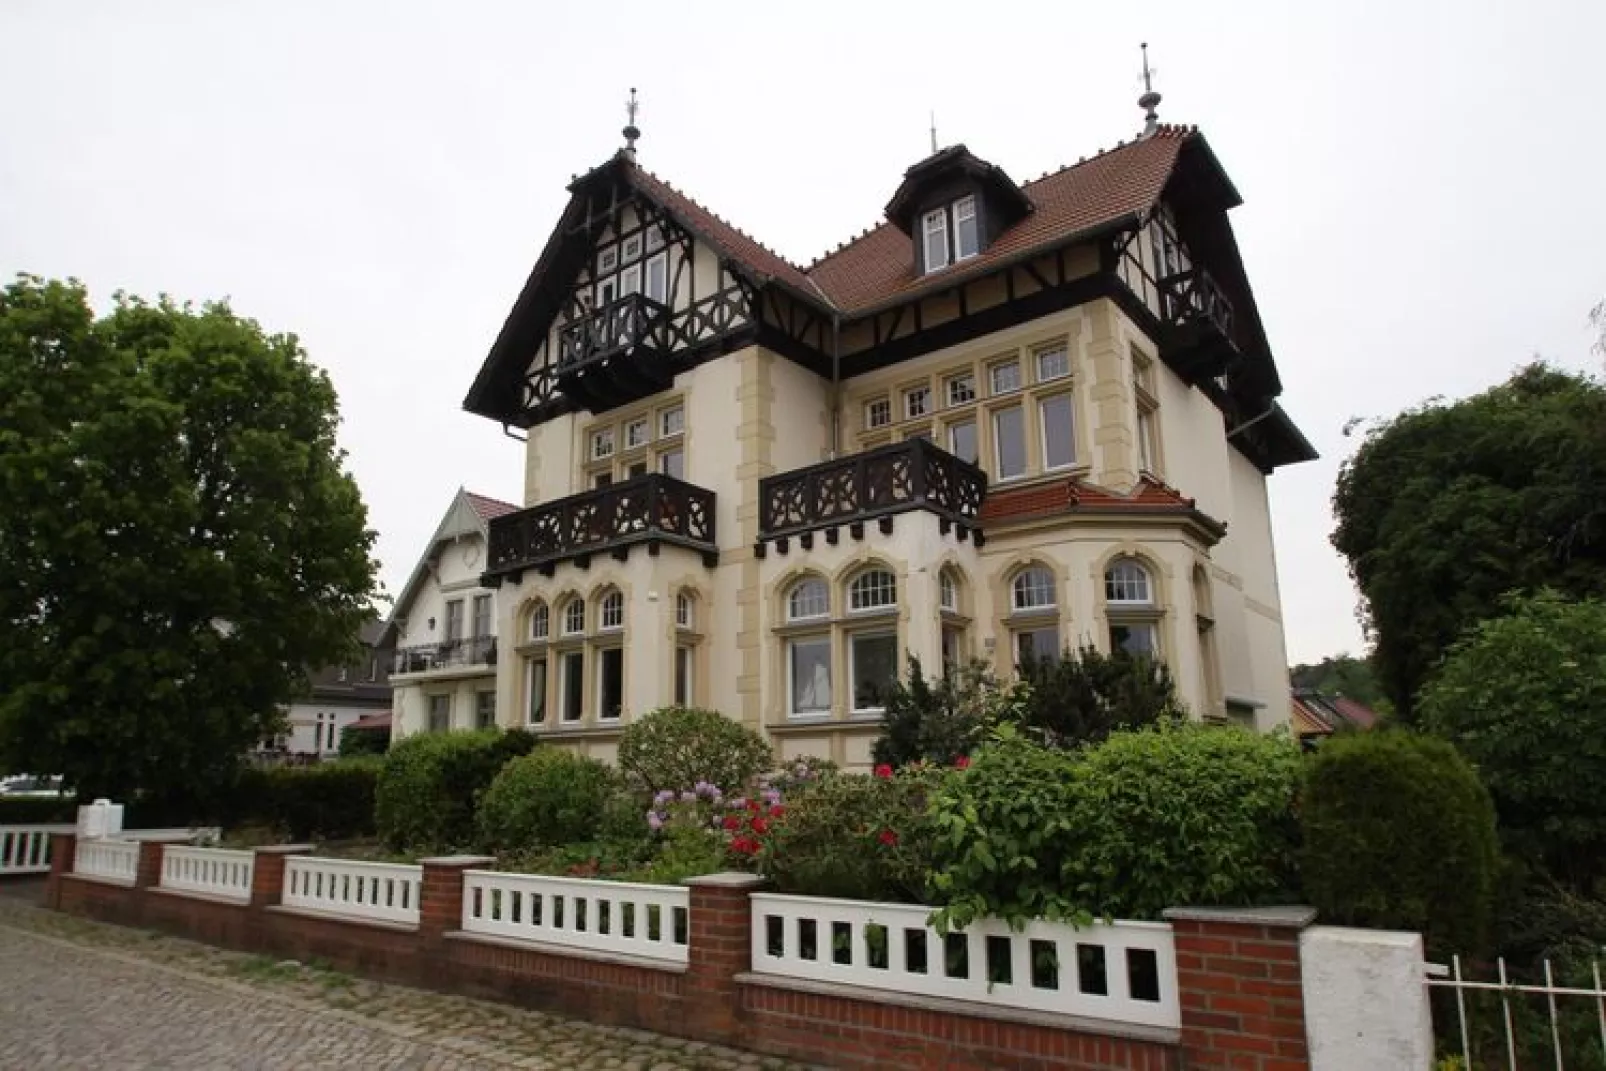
945, 373, 976, 407
787, 577, 829, 621
658, 447, 684, 480
788, 636, 832, 716
562, 599, 586, 636
1014, 626, 1061, 667
939, 568, 959, 612
591, 427, 615, 460
597, 647, 624, 719
675, 592, 693, 629
922, 207, 949, 272
1106, 559, 1153, 605
674, 644, 694, 706
476, 690, 496, 730
444, 599, 464, 642
1011, 566, 1057, 612
848, 569, 897, 612
559, 650, 584, 722
526, 657, 548, 723
864, 397, 892, 429
619, 263, 642, 297
472, 593, 492, 638
597, 247, 618, 275
989, 360, 1021, 395
849, 631, 897, 713
1110, 621, 1159, 658
660, 405, 684, 437
1040, 394, 1076, 470
1138, 406, 1159, 474
953, 195, 979, 261
531, 602, 550, 640
904, 386, 930, 419
644, 252, 669, 303
599, 590, 624, 630
625, 418, 649, 449
948, 419, 978, 464
1036, 345, 1070, 382
992, 405, 1026, 480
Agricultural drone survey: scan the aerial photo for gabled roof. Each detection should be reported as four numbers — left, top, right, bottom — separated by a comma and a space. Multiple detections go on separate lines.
978, 473, 1227, 541
466, 492, 519, 523
382, 488, 512, 638
1291, 690, 1381, 736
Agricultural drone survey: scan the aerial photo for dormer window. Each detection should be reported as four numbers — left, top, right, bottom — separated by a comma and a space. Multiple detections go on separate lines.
920, 195, 982, 275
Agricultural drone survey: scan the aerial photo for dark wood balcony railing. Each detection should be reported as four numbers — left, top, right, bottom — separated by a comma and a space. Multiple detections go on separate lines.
757, 438, 987, 547
392, 636, 497, 675
1158, 268, 1239, 382
483, 473, 717, 583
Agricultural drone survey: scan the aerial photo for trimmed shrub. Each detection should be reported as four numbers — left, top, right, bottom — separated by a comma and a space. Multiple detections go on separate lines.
1302, 730, 1498, 954
0, 796, 76, 824
375, 729, 537, 852
618, 707, 772, 793
263, 758, 381, 840
478, 749, 614, 852
762, 768, 942, 903
873, 658, 1027, 769
338, 723, 390, 758
1062, 723, 1303, 920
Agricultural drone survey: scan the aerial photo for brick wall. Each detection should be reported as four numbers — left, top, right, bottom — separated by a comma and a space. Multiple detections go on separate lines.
49, 835, 1321, 1071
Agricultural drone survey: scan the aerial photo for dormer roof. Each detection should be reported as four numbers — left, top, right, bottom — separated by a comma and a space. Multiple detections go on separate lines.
882, 144, 1033, 235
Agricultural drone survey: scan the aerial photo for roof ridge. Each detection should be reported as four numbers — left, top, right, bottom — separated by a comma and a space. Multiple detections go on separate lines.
805, 219, 893, 272
634, 164, 809, 276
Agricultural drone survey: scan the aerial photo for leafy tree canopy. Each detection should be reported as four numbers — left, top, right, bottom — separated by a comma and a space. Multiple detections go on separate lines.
1331, 364, 1606, 717
1019, 645, 1184, 748
1289, 653, 1388, 711
0, 275, 377, 800
1418, 591, 1606, 890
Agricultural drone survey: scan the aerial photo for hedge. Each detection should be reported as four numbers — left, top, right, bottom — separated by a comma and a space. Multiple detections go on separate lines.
375, 728, 536, 852
478, 749, 614, 852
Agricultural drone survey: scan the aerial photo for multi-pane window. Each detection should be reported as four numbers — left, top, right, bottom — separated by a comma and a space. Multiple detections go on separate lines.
659, 448, 684, 480
850, 632, 897, 713
445, 600, 464, 643
922, 208, 950, 272
674, 645, 693, 706
675, 592, 693, 629
660, 405, 684, 437
1036, 345, 1070, 382
586, 401, 687, 486
1011, 566, 1057, 611
531, 602, 549, 640
592, 227, 669, 308
865, 397, 892, 429
945, 373, 976, 407
562, 599, 586, 636
789, 637, 832, 716
625, 418, 649, 449
1106, 560, 1153, 604
948, 420, 978, 464
472, 594, 492, 638
904, 386, 929, 419
788, 577, 829, 621
476, 691, 496, 730
992, 405, 1026, 480
597, 648, 624, 719
953, 195, 979, 260
600, 590, 624, 630
939, 569, 958, 612
1040, 394, 1076, 470
428, 695, 451, 733
526, 658, 547, 723
560, 651, 584, 721
848, 569, 897, 612
1111, 622, 1158, 658
922, 195, 980, 274
591, 427, 615, 460
989, 360, 1021, 395
1014, 626, 1061, 667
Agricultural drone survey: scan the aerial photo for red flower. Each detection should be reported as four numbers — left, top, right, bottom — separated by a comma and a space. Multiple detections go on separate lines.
747, 799, 762, 813
731, 837, 760, 856
722, 815, 741, 831
874, 764, 893, 780
954, 755, 971, 770
877, 829, 898, 847
769, 805, 785, 819
751, 817, 769, 836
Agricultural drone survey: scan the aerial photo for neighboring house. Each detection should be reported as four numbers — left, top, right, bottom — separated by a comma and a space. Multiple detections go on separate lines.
1290, 689, 1380, 748
386, 488, 516, 739
281, 619, 394, 757
457, 98, 1315, 769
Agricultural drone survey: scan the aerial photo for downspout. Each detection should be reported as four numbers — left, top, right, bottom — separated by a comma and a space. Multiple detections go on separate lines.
806, 277, 844, 459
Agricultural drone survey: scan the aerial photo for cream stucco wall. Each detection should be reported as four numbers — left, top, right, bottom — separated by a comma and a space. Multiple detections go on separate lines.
393, 531, 498, 650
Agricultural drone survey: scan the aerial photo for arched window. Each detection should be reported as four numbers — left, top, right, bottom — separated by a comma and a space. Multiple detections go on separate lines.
1011, 566, 1057, 612
562, 598, 586, 636
787, 577, 829, 621
848, 568, 897, 612
599, 590, 624, 631
939, 568, 959, 613
675, 592, 693, 629
1105, 559, 1153, 605
530, 601, 549, 641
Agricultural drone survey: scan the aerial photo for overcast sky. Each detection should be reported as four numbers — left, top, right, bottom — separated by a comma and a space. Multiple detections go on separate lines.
3, 0, 1602, 664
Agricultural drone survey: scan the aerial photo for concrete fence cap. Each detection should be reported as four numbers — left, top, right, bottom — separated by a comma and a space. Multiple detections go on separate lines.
1162, 905, 1318, 928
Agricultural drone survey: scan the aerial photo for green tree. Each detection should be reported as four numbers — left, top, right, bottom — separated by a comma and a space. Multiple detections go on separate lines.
0, 276, 378, 802
1019, 645, 1184, 748
872, 658, 1027, 768
1418, 592, 1606, 889
1288, 653, 1387, 709
1332, 364, 1606, 717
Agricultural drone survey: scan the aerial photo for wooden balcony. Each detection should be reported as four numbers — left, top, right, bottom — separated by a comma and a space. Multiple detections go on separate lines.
553, 293, 673, 413
1158, 268, 1241, 383
483, 473, 717, 584
756, 438, 987, 554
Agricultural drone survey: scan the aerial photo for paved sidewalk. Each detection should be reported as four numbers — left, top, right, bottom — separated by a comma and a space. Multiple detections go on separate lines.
0, 897, 816, 1070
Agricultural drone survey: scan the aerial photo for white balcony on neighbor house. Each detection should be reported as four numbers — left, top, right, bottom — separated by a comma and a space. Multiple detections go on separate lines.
389, 636, 498, 682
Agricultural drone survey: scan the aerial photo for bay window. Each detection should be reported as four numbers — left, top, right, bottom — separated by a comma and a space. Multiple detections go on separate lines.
850, 632, 897, 713
1105, 558, 1161, 659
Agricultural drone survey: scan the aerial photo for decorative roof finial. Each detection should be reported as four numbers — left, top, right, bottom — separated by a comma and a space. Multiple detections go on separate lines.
929, 111, 938, 156
1138, 43, 1162, 137
622, 88, 641, 158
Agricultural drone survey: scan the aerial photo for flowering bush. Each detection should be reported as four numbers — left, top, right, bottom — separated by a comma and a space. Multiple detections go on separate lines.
618, 707, 772, 794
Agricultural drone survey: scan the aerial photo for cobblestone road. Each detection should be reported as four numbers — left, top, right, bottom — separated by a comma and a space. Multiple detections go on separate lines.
0, 893, 816, 1070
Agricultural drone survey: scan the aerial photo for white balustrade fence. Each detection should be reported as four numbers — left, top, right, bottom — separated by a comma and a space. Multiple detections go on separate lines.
282, 857, 421, 926
750, 893, 1181, 1031
160, 846, 253, 903
462, 871, 690, 966
0, 825, 72, 876
73, 838, 139, 885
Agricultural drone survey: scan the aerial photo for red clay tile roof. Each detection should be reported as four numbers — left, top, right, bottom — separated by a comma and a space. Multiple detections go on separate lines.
806, 127, 1193, 313
979, 474, 1223, 535
466, 492, 520, 523
630, 166, 817, 295
348, 711, 392, 731
1291, 691, 1380, 735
